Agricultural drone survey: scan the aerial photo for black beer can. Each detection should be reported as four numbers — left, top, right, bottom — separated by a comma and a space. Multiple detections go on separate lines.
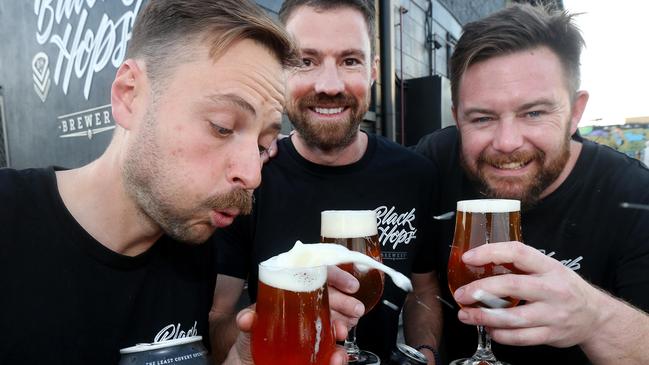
388, 344, 427, 365
119, 336, 209, 365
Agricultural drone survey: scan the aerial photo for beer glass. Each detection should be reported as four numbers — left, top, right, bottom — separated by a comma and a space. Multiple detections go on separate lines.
321, 210, 384, 365
252, 263, 336, 365
447, 199, 523, 365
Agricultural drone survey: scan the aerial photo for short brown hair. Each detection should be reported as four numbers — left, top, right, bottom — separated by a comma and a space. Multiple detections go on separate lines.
278, 0, 376, 55
450, 4, 585, 106
127, 0, 298, 87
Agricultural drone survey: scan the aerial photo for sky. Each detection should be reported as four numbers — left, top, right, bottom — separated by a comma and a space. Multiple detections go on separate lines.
562, 0, 649, 126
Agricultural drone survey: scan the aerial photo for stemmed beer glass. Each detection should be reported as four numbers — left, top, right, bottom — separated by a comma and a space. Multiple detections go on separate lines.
321, 210, 384, 365
447, 199, 523, 365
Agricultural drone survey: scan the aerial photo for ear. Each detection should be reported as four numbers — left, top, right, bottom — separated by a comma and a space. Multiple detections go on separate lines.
452, 105, 459, 127
111, 59, 146, 131
569, 90, 589, 135
370, 55, 379, 84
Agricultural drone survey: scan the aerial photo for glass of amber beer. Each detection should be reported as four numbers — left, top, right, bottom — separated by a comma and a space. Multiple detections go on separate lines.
321, 210, 384, 365
447, 199, 523, 365
252, 262, 336, 365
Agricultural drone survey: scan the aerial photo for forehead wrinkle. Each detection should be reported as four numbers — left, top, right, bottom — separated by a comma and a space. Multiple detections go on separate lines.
239, 67, 286, 113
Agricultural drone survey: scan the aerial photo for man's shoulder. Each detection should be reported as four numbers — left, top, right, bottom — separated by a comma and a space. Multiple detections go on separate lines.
0, 167, 48, 194
578, 140, 649, 197
411, 126, 460, 162
584, 140, 649, 178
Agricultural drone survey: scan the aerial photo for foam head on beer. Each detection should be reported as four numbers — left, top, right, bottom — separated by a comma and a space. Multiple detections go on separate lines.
320, 210, 378, 238
262, 241, 413, 292
457, 199, 520, 213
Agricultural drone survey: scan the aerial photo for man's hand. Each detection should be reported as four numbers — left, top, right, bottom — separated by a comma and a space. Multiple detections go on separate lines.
452, 241, 604, 348
223, 307, 349, 365
262, 131, 293, 163
327, 265, 365, 330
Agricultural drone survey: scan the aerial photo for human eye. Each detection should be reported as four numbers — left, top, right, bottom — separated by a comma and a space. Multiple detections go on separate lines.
209, 122, 233, 137
258, 139, 275, 163
472, 116, 492, 124
299, 58, 315, 68
525, 110, 543, 118
343, 58, 361, 66
258, 144, 269, 157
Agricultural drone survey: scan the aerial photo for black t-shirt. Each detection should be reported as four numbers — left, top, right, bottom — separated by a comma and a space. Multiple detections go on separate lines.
213, 133, 436, 360
0, 167, 216, 365
414, 127, 649, 365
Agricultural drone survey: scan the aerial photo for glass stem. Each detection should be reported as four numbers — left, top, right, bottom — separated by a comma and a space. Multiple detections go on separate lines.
344, 325, 360, 361
470, 325, 497, 362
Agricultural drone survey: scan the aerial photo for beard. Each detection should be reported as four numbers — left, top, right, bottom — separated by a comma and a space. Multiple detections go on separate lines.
122, 105, 253, 244
460, 127, 571, 209
286, 91, 369, 152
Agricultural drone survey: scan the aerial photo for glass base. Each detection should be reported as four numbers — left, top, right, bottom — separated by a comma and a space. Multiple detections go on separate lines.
349, 350, 380, 365
450, 358, 510, 365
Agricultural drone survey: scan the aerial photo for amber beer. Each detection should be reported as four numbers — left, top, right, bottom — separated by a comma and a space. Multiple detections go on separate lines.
252, 262, 336, 365
447, 199, 523, 308
320, 210, 384, 313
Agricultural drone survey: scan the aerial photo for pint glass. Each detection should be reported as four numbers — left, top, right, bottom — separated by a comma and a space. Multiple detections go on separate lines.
321, 210, 384, 365
251, 263, 336, 365
447, 199, 523, 365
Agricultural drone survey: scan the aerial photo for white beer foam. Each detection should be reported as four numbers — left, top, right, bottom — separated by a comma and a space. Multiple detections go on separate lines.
457, 199, 520, 213
259, 261, 327, 293
320, 210, 378, 238
261, 241, 413, 292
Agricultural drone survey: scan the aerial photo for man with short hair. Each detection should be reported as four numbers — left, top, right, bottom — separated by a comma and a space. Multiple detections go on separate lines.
415, 4, 649, 364
0, 1, 357, 364
210, 1, 441, 364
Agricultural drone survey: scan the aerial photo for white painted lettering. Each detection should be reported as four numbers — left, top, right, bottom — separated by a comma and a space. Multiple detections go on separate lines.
34, 0, 143, 99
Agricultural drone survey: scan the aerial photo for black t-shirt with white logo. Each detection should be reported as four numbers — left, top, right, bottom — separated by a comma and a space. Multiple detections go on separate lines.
213, 133, 436, 360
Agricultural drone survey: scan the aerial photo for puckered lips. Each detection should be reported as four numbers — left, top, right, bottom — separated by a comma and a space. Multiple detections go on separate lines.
210, 208, 240, 228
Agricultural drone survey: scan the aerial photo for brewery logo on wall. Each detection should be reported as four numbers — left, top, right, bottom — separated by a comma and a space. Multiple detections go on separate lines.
33, 0, 144, 139
32, 52, 51, 103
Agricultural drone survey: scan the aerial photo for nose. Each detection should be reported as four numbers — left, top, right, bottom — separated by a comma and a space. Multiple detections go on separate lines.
492, 117, 524, 153
227, 141, 262, 190
314, 60, 345, 95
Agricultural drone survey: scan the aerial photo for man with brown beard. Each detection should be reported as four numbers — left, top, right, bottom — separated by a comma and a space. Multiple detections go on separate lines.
414, 4, 649, 365
209, 1, 442, 364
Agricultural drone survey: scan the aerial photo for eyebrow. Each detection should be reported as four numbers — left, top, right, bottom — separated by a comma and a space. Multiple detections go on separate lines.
462, 98, 558, 117
515, 98, 557, 112
207, 93, 256, 117
300, 48, 367, 59
461, 107, 494, 117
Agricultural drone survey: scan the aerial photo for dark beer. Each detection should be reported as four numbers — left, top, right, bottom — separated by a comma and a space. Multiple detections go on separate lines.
252, 263, 336, 365
321, 210, 384, 314
447, 199, 523, 308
